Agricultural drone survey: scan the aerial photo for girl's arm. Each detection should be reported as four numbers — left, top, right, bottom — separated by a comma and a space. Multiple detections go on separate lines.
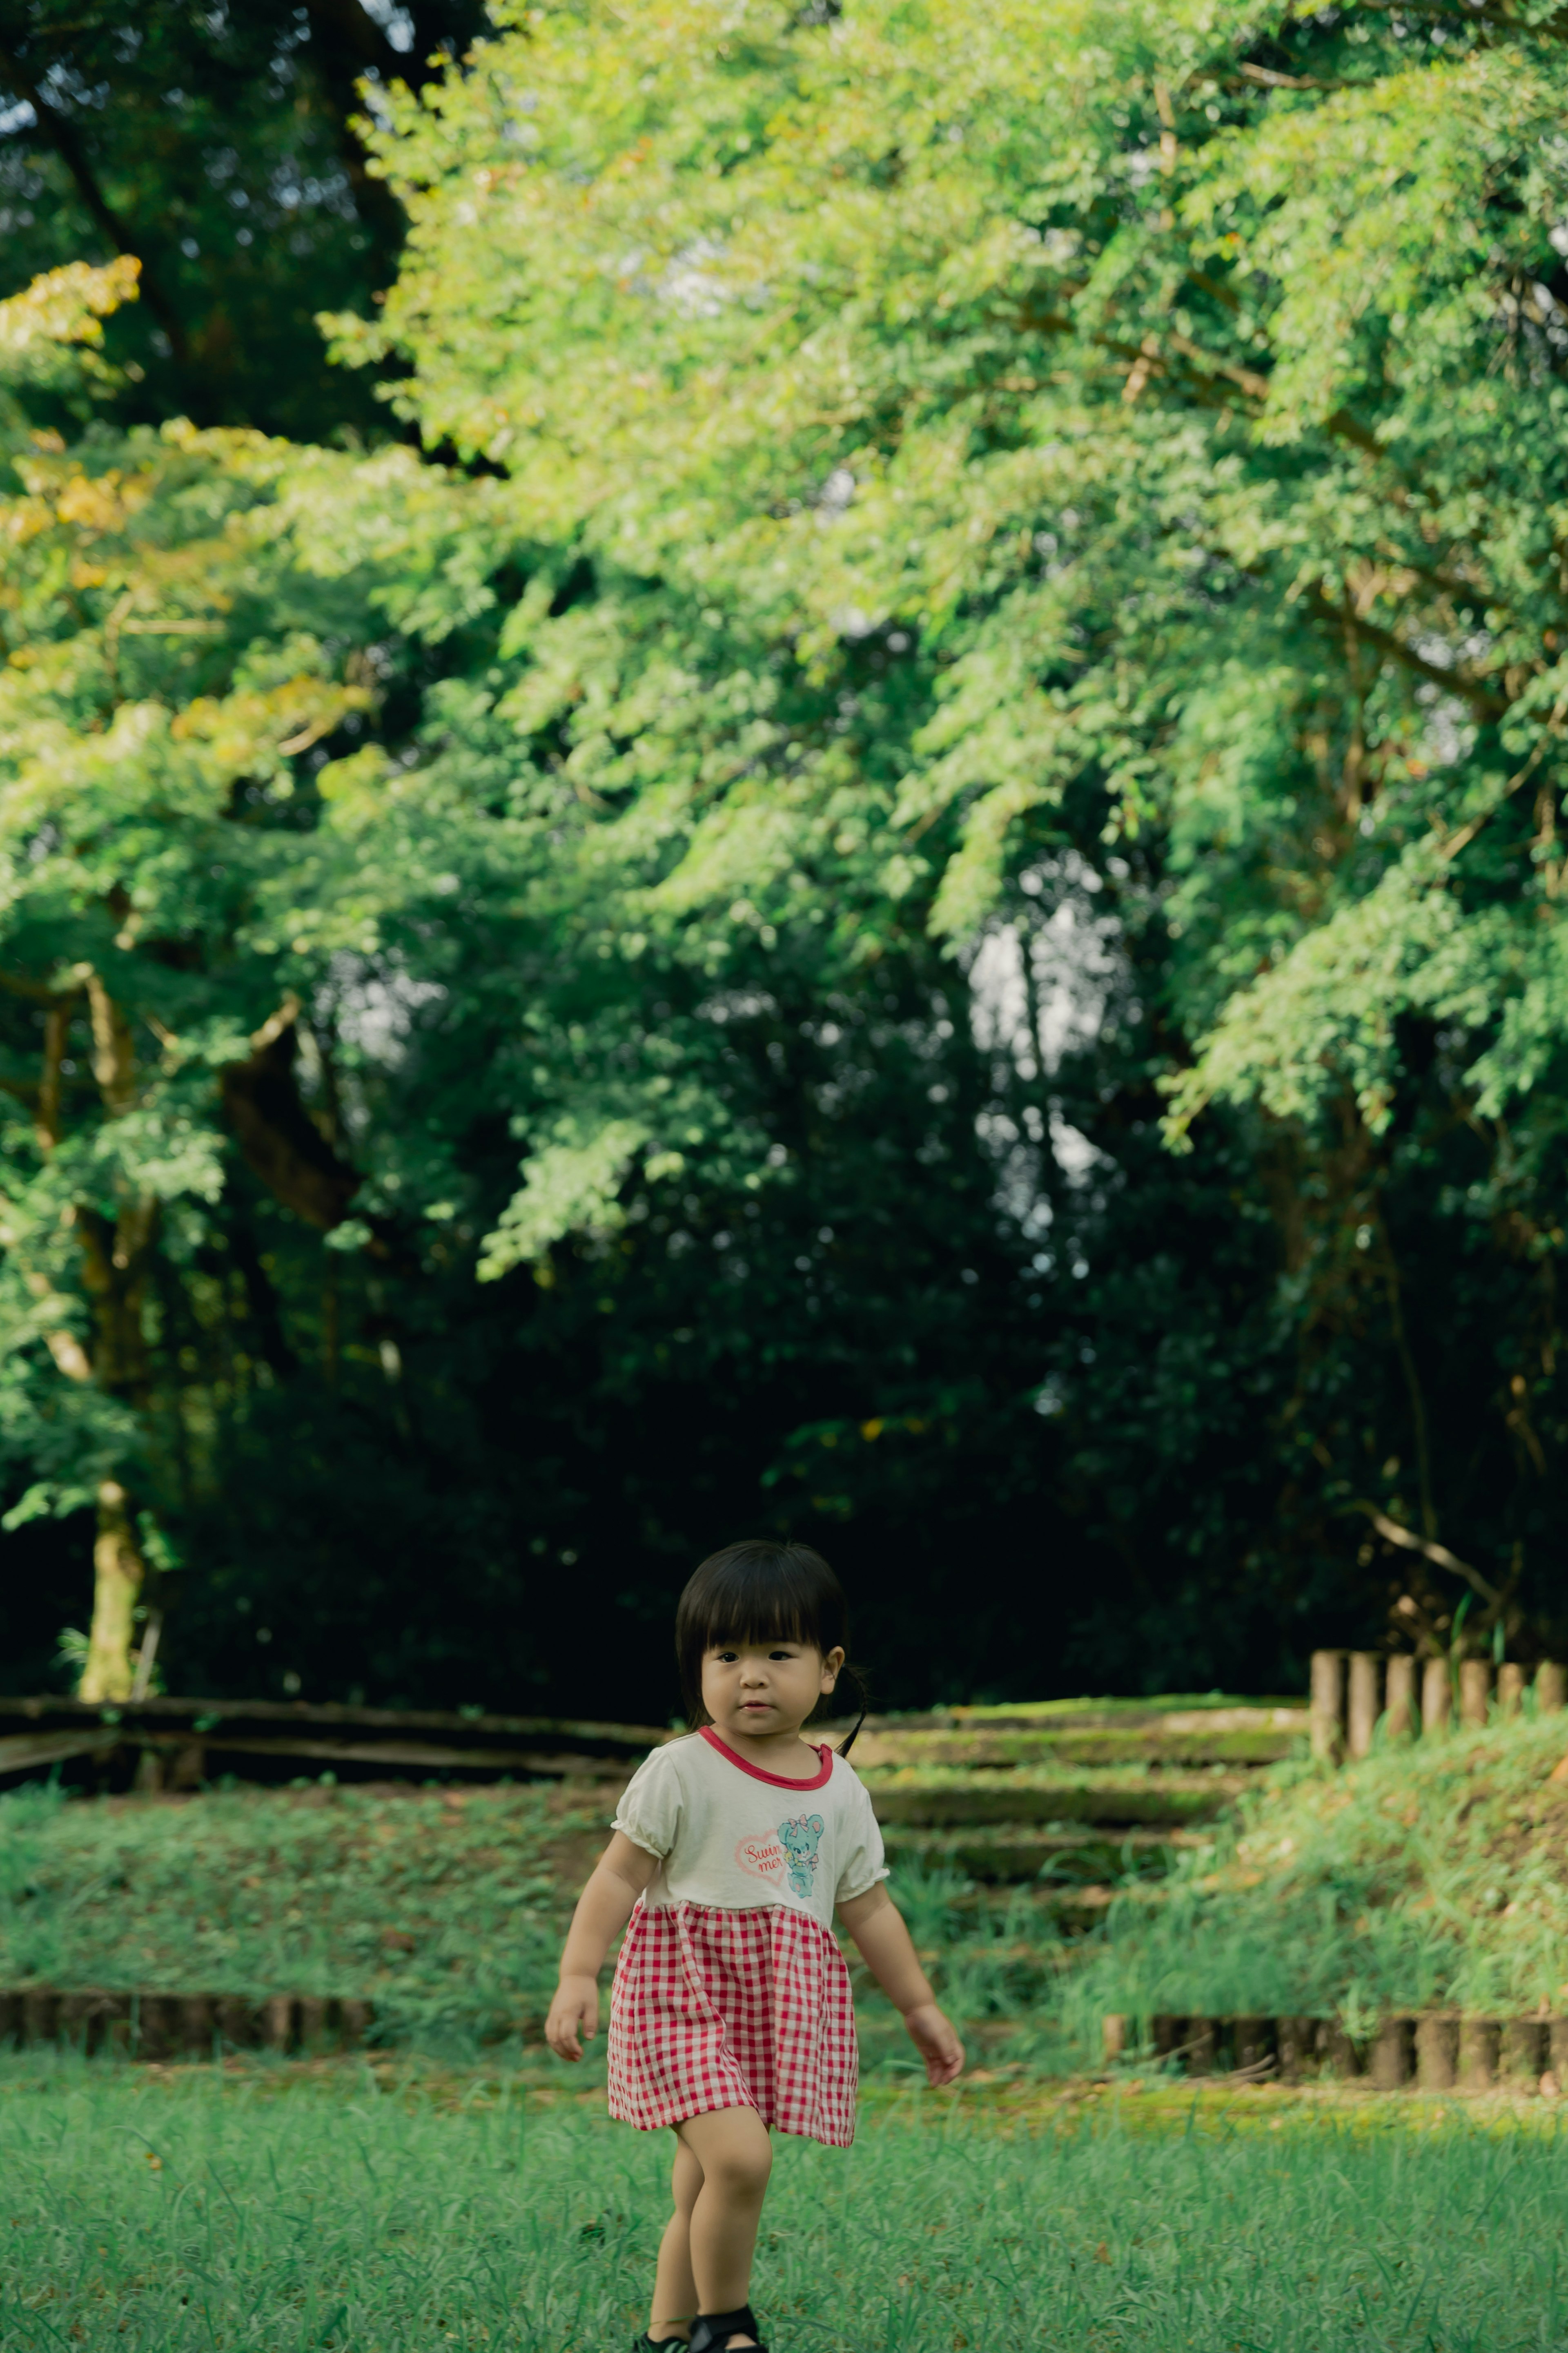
837, 1882, 964, 2086
544, 1830, 661, 2061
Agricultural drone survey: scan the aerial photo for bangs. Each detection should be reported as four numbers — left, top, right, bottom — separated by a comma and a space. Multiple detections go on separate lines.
690, 1574, 817, 1657
674, 1539, 849, 1724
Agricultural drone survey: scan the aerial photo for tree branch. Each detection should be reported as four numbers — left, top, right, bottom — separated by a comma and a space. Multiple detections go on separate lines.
1305, 586, 1508, 720
1352, 1502, 1502, 1606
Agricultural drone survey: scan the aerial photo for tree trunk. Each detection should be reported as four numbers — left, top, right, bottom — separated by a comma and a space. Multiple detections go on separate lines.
73, 975, 158, 1701
78, 1479, 147, 1703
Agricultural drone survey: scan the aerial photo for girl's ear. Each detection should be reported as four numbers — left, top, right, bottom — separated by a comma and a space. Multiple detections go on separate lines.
820, 1644, 846, 1688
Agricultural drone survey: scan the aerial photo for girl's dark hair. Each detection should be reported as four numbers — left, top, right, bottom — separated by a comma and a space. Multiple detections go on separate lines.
675, 1539, 870, 1753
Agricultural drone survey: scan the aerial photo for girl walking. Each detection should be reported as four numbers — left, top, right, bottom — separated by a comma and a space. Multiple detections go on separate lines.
545, 1539, 964, 2353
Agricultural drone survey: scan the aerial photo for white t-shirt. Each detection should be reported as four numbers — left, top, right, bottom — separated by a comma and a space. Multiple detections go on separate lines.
612, 1729, 889, 1928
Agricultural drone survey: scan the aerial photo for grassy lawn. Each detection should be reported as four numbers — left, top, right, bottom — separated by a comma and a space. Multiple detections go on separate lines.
5, 2055, 1568, 2351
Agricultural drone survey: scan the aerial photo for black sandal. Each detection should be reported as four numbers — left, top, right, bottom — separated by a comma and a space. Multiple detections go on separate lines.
688, 2307, 768, 2353
632, 2337, 693, 2351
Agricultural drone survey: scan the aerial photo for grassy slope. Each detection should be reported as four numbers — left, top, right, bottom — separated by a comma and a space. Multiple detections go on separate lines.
1063, 1712, 1568, 2042
6, 2058, 1568, 2351
0, 1780, 1072, 2064
0, 1781, 605, 2043
14, 1711, 1565, 2070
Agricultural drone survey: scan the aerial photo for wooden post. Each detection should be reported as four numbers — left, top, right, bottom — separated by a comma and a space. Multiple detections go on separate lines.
22, 1990, 58, 2045
1539, 1662, 1567, 1713
1371, 2016, 1414, 2090
1311, 1650, 1346, 1761
297, 1996, 328, 2052
1549, 2018, 1568, 2088
1421, 1656, 1451, 1735
1415, 2014, 1458, 2090
136, 1995, 176, 2061
179, 1996, 215, 2055
1385, 1655, 1416, 1739
1497, 1663, 1525, 1717
1187, 2018, 1217, 2076
1346, 1653, 1381, 1758
262, 1995, 295, 2053
338, 1998, 372, 2050
1277, 2018, 1320, 2084
1101, 2015, 1127, 2063
1459, 2016, 1500, 2091
1321, 2023, 1362, 2081
1501, 2020, 1547, 2084
1234, 2017, 1274, 2075
216, 1997, 256, 2050
57, 1993, 91, 2052
1459, 1658, 1491, 1729
1151, 2014, 1182, 2062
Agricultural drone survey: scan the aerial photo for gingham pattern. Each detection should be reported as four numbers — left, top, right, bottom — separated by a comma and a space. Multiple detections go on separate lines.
607, 1900, 858, 2147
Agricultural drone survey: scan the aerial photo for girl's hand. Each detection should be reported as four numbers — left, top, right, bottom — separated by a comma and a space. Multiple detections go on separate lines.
902, 2000, 964, 2087
545, 1973, 599, 2061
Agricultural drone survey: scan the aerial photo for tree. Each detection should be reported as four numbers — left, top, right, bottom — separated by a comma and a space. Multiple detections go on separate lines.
0, 259, 493, 1694
337, 0, 1568, 1651
0, 257, 1047, 1710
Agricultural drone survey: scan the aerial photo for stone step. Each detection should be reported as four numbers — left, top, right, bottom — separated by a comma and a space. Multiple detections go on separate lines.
882, 1824, 1206, 1881
850, 1711, 1304, 1771
870, 1776, 1240, 1829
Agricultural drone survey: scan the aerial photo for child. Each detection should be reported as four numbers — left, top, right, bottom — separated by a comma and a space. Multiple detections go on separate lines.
545, 1539, 964, 2353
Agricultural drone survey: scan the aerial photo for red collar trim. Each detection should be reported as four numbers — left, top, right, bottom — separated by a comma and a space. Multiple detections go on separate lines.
699, 1725, 835, 1790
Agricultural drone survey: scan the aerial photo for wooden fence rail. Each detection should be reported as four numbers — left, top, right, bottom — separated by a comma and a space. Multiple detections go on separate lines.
1308, 1651, 1567, 1762
0, 1695, 670, 1790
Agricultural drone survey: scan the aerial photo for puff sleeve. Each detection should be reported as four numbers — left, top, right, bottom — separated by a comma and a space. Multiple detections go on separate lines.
611, 1743, 684, 1860
833, 1766, 890, 1903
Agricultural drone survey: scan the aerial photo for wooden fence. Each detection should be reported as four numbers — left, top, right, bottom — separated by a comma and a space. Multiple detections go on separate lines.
0, 1989, 372, 2057
0, 1693, 668, 1790
1308, 1650, 1567, 1762
1103, 2009, 1567, 2093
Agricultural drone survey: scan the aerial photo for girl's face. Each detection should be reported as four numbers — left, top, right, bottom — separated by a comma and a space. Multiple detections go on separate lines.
701, 1637, 846, 1743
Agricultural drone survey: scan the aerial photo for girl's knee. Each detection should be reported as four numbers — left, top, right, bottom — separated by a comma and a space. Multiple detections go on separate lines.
682, 2112, 772, 2199
713, 2134, 771, 2199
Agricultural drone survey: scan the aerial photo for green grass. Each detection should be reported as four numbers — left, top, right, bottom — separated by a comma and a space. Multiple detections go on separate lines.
5, 2055, 1568, 2350
1062, 1711, 1568, 2045
0, 1780, 602, 2045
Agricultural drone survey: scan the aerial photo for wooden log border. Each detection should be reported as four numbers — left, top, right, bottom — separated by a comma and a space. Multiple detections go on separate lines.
1310, 1652, 1568, 1763
0, 1989, 376, 2057
1103, 2010, 1568, 2091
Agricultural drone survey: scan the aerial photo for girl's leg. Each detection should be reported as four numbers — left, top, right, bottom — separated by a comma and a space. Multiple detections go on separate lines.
672, 2107, 773, 2350
646, 2136, 703, 2344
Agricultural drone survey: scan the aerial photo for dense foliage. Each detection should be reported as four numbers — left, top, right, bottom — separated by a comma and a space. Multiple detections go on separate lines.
2, 0, 1566, 1711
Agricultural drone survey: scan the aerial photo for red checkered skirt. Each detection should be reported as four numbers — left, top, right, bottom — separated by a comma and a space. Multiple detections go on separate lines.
607, 1900, 858, 2148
